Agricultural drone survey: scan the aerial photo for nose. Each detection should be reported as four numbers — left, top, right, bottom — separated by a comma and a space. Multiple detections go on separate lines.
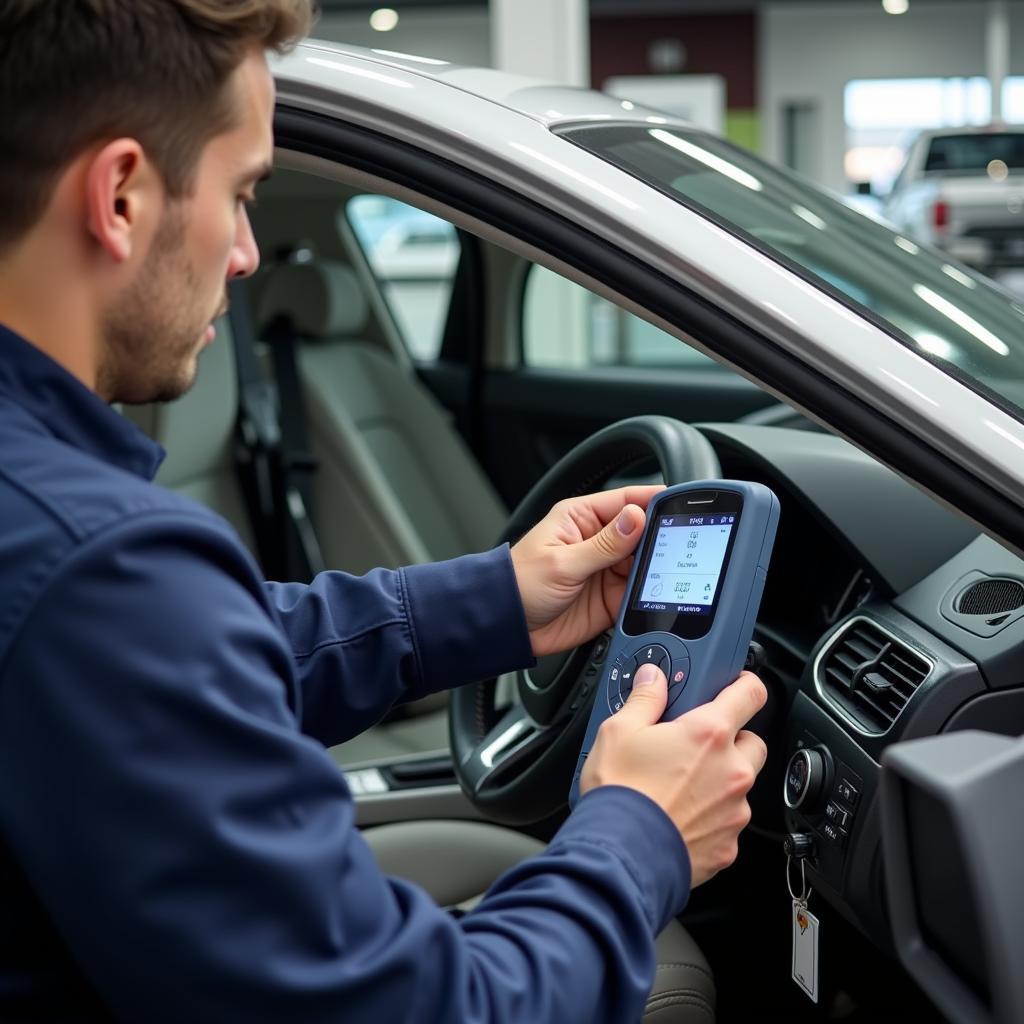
228, 207, 260, 280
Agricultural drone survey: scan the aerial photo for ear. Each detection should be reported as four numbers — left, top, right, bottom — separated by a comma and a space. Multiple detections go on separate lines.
84, 139, 160, 264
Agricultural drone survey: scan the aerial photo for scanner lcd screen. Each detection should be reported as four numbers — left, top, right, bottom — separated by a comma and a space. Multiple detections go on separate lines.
634, 514, 735, 616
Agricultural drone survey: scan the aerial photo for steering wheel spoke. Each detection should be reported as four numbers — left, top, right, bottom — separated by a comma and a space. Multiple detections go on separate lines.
459, 705, 551, 795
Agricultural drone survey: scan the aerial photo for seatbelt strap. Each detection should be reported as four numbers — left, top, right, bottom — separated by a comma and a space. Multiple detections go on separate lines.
229, 280, 288, 579
264, 312, 325, 582
229, 282, 324, 582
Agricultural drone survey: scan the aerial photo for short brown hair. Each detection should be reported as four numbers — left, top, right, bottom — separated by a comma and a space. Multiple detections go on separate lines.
0, 0, 315, 252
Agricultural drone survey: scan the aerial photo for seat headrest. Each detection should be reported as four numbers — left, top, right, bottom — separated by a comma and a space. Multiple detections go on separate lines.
257, 261, 369, 339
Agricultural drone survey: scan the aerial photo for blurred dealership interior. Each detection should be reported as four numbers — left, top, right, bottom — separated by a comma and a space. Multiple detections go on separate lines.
319, 0, 1024, 296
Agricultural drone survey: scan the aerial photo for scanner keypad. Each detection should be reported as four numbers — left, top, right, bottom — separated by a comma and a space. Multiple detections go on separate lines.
608, 642, 689, 713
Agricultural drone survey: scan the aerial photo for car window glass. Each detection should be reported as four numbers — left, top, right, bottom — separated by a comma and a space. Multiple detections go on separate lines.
523, 265, 714, 369
346, 196, 459, 361
561, 123, 1024, 421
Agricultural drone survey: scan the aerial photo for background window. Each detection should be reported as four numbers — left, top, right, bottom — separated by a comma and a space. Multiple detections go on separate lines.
523, 266, 713, 369
843, 77, 991, 193
346, 195, 459, 360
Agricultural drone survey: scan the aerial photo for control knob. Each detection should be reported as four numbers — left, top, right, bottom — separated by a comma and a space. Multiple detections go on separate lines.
784, 748, 827, 812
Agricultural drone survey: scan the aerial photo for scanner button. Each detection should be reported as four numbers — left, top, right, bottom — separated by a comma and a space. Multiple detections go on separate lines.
618, 657, 640, 702
618, 657, 638, 688
634, 644, 671, 676
607, 659, 621, 688
666, 659, 690, 709
610, 658, 637, 711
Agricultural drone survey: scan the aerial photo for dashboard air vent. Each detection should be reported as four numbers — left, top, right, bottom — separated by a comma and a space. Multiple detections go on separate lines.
818, 619, 931, 733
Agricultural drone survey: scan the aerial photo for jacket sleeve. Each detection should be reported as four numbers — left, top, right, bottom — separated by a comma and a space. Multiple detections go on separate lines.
264, 545, 535, 745
0, 513, 691, 1024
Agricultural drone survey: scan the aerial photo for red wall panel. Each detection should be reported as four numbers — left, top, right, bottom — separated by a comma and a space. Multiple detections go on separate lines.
590, 12, 758, 109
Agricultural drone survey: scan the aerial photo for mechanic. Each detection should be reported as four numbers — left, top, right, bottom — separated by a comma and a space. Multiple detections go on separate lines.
0, 2, 768, 1022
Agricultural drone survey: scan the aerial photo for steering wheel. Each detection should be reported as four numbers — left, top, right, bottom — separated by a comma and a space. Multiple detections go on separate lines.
450, 416, 721, 826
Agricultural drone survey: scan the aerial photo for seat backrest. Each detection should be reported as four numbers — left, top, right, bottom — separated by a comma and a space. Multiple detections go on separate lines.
122, 318, 257, 554
257, 261, 507, 574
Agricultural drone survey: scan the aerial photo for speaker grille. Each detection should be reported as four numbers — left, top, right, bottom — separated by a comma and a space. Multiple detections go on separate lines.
956, 578, 1024, 616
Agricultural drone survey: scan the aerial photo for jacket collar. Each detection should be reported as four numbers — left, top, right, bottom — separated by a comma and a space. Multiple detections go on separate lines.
0, 323, 165, 480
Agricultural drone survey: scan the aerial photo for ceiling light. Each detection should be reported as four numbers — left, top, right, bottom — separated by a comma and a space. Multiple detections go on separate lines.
882, 0, 909, 13
988, 159, 1009, 181
370, 8, 399, 32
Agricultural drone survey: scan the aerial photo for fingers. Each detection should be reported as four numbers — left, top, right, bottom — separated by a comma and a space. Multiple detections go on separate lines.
734, 729, 769, 775
566, 503, 646, 579
567, 485, 665, 527
617, 663, 668, 727
705, 671, 768, 735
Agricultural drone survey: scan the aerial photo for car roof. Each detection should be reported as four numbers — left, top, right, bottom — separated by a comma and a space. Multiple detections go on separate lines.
275, 38, 691, 131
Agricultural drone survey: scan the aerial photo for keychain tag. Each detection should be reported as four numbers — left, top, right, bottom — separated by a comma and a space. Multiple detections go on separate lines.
791, 899, 819, 1003
786, 852, 819, 1004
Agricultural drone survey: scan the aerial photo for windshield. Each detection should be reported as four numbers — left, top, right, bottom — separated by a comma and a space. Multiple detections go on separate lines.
560, 123, 1024, 421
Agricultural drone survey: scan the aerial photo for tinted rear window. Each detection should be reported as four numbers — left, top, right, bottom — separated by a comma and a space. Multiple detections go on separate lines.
924, 133, 1024, 172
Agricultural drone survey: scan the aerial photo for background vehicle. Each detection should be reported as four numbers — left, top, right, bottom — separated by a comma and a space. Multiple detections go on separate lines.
884, 126, 1024, 283
129, 41, 1024, 1023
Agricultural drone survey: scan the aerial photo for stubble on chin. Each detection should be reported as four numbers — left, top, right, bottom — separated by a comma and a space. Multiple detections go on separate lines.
98, 208, 209, 406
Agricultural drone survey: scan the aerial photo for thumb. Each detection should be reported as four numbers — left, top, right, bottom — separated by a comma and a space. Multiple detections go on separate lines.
618, 663, 668, 726
569, 504, 645, 579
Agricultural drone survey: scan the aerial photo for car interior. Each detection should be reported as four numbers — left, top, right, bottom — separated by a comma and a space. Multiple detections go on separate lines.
120, 151, 1021, 1022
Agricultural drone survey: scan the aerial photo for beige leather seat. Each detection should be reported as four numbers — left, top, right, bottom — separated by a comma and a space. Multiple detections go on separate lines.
364, 820, 716, 1023
256, 260, 509, 764
256, 260, 506, 571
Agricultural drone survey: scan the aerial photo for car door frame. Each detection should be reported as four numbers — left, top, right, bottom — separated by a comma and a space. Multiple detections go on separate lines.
271, 81, 1024, 556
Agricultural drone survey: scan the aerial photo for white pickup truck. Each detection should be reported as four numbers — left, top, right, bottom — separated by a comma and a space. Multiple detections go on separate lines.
883, 126, 1024, 277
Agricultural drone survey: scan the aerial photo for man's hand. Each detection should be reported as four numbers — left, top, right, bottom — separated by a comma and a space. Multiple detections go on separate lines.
509, 486, 663, 658
581, 667, 768, 887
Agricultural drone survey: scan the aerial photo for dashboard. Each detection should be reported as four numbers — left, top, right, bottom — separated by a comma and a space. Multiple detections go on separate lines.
697, 423, 1024, 952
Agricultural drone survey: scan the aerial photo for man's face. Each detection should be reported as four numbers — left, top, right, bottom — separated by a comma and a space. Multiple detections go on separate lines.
102, 49, 273, 405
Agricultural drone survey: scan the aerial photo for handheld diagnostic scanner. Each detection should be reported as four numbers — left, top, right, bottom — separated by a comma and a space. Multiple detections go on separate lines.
569, 480, 779, 807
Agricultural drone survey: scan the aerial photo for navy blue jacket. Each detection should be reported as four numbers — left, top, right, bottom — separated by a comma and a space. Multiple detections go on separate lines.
0, 324, 691, 1022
